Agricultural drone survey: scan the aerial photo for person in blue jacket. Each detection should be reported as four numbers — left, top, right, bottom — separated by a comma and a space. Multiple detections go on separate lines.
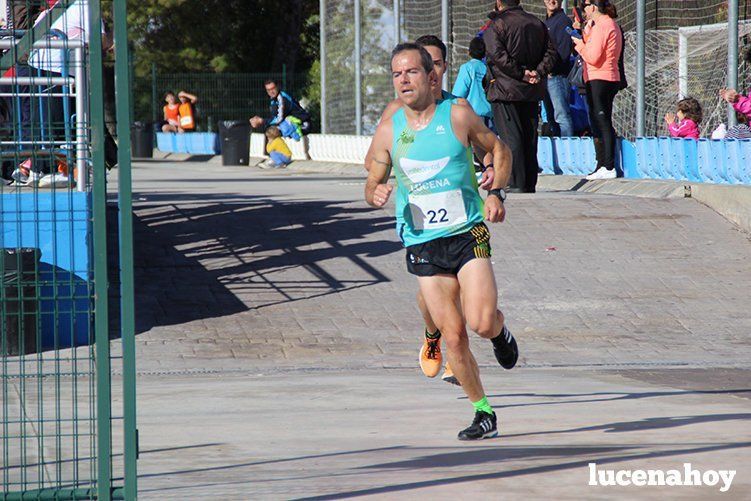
249, 79, 311, 139
452, 38, 494, 130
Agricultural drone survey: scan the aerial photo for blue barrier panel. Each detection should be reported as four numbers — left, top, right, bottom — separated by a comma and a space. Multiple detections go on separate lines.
657, 137, 699, 181
620, 139, 639, 178
725, 139, 751, 185
542, 136, 747, 185
635, 137, 657, 179
697, 140, 727, 184
581, 137, 596, 175
1, 192, 92, 351
156, 132, 220, 154
155, 132, 176, 151
551, 137, 595, 175
537, 136, 554, 174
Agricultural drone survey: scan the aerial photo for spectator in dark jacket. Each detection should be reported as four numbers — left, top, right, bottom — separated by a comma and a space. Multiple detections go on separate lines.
249, 79, 311, 136
484, 0, 559, 193
543, 0, 574, 137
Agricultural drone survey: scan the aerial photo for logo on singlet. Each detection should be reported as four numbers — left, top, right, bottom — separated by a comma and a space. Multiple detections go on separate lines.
399, 157, 450, 184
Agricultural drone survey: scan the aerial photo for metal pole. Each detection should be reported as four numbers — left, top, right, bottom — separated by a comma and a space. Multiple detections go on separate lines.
112, 1, 138, 499
319, 0, 327, 133
678, 29, 688, 99
151, 62, 157, 125
635, 0, 646, 137
354, 0, 362, 135
728, 0, 739, 126
87, 0, 112, 498
74, 48, 87, 190
394, 0, 400, 44
441, 0, 449, 90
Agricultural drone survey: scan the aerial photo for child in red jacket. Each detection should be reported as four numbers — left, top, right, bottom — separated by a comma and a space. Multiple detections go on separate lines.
665, 97, 702, 140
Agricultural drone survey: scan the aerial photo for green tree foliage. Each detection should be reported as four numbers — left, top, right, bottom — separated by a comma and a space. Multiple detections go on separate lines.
123, 0, 319, 121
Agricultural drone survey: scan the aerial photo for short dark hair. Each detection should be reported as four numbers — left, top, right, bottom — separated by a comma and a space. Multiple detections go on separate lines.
469, 37, 485, 60
391, 43, 434, 74
677, 97, 703, 124
164, 90, 175, 99
415, 34, 447, 62
498, 0, 521, 7
264, 79, 277, 87
736, 110, 748, 125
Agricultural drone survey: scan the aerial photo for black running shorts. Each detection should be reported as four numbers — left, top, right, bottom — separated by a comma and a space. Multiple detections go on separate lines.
405, 223, 492, 277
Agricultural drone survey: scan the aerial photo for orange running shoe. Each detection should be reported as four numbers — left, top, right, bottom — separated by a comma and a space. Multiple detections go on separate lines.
419, 332, 442, 378
441, 362, 461, 386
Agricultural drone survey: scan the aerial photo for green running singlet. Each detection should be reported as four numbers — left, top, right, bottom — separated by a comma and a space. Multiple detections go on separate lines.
391, 99, 484, 247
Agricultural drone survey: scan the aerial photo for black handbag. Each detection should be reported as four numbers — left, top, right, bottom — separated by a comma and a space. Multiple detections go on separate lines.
567, 55, 585, 89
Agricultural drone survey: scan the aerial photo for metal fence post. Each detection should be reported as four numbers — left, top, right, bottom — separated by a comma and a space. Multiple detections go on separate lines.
394, 0, 400, 44
113, 0, 138, 499
87, 0, 113, 498
441, 0, 449, 90
151, 62, 157, 126
728, 0, 739, 126
320, 0, 327, 134
354, 0, 362, 135
635, 0, 646, 137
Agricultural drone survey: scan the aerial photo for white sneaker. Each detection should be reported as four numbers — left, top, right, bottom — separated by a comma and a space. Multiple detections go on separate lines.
586, 167, 616, 180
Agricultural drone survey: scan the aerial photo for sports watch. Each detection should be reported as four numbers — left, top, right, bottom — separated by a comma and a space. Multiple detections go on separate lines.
488, 188, 507, 203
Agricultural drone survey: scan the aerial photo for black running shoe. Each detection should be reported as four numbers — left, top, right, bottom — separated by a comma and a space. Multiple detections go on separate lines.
491, 325, 518, 369
458, 410, 498, 440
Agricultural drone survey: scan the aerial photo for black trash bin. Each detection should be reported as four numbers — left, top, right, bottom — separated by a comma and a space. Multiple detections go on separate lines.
1, 248, 40, 356
131, 121, 154, 158
219, 120, 251, 166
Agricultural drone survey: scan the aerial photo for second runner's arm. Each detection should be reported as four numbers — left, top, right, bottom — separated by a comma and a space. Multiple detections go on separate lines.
365, 120, 394, 207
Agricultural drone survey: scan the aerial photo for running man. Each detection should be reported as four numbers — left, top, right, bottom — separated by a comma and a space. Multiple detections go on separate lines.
365, 43, 518, 440
364, 35, 497, 386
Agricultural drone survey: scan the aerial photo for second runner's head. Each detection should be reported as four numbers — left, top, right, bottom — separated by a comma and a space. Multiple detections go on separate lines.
390, 43, 437, 108
415, 34, 448, 84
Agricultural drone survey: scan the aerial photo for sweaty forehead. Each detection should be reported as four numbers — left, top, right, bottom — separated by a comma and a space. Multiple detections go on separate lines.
392, 50, 422, 69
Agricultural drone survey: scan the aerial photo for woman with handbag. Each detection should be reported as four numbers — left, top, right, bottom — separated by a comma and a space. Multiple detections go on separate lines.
572, 0, 623, 180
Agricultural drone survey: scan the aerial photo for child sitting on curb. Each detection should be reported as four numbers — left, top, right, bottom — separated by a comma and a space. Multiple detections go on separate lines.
665, 97, 702, 140
260, 126, 292, 169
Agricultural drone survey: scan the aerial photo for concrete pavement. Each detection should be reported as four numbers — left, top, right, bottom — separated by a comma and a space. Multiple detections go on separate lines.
123, 157, 751, 499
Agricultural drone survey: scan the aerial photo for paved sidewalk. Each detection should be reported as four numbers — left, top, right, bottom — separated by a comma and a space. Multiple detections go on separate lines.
124, 158, 750, 499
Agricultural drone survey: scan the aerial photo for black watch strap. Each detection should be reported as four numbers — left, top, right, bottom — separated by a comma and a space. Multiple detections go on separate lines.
488, 188, 506, 202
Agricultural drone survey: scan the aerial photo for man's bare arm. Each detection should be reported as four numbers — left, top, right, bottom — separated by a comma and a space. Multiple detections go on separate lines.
363, 99, 402, 171
365, 120, 395, 207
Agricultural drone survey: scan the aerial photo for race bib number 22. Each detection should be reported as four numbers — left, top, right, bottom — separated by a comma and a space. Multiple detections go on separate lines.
408, 189, 467, 230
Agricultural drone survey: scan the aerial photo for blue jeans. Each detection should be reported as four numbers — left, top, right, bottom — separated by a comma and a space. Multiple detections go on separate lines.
269, 151, 291, 166
545, 75, 575, 137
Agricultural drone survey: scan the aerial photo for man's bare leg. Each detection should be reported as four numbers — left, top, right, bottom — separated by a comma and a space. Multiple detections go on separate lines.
417, 275, 486, 402
458, 258, 518, 370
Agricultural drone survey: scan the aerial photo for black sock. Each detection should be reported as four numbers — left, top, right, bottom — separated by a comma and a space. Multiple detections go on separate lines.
425, 329, 441, 340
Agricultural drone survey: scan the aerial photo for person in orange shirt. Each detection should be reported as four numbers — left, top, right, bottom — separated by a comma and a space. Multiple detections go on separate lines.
177, 90, 198, 132
162, 91, 180, 132
572, 0, 623, 180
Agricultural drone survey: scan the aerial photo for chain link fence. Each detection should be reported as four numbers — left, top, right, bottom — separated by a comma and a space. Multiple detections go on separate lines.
322, 0, 751, 138
134, 69, 310, 131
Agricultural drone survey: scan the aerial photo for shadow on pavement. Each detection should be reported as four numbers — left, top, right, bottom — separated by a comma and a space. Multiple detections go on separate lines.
479, 389, 751, 409
294, 441, 751, 500
133, 193, 400, 333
